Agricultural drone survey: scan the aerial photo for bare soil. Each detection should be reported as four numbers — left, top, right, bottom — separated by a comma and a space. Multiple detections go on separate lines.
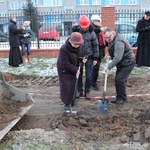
1, 73, 150, 149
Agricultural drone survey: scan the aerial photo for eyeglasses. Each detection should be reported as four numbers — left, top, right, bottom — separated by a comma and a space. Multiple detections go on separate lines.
105, 33, 113, 40
93, 20, 100, 22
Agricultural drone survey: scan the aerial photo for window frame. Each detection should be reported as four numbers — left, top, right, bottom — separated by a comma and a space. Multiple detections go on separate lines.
52, 0, 61, 6
80, 0, 89, 5
92, 0, 101, 5
109, 0, 121, 5
37, 0, 44, 7
20, 1, 26, 9
10, 2, 18, 10
129, 0, 137, 5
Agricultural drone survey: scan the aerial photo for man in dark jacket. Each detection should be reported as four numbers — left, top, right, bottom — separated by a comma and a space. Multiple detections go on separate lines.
57, 32, 84, 111
72, 15, 99, 100
91, 14, 107, 91
136, 11, 150, 67
104, 28, 135, 104
8, 16, 23, 67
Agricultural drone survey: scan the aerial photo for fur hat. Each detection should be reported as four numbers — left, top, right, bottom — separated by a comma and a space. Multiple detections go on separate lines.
69, 32, 83, 45
23, 21, 31, 26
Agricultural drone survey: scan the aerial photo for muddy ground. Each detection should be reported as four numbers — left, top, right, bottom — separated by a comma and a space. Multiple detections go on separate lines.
0, 73, 150, 149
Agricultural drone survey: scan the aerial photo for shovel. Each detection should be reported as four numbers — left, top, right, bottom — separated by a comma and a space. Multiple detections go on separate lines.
70, 62, 81, 114
97, 56, 109, 114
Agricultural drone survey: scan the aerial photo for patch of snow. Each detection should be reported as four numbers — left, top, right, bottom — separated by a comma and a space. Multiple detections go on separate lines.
0, 58, 150, 78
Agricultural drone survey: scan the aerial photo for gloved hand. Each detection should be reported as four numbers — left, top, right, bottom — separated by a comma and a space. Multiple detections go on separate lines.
23, 33, 30, 37
23, 33, 28, 37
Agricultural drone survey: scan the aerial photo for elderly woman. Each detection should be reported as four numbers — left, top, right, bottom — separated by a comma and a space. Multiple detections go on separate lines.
57, 32, 84, 112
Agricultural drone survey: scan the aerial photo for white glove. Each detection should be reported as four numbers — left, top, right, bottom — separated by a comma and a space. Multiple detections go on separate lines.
23, 33, 28, 37
23, 33, 30, 37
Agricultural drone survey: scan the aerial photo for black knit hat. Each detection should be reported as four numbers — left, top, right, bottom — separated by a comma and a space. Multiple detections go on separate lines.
145, 11, 150, 16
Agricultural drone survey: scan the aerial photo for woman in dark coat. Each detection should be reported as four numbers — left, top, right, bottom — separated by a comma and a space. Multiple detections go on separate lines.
136, 11, 150, 67
57, 32, 83, 111
8, 16, 23, 67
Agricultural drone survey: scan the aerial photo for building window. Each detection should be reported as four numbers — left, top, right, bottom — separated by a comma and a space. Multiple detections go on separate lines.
21, 1, 26, 9
110, 0, 121, 5
37, 0, 43, 6
80, 0, 89, 5
129, 0, 136, 5
10, 2, 18, 10
52, 0, 61, 6
92, 0, 101, 5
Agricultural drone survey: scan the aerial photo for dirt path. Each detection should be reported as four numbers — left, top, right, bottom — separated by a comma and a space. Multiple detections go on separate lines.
0, 73, 150, 149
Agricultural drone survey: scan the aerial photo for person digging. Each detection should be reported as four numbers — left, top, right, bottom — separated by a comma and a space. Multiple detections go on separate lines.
57, 32, 85, 112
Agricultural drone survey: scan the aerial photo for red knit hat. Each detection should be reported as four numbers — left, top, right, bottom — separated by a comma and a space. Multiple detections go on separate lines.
69, 32, 83, 45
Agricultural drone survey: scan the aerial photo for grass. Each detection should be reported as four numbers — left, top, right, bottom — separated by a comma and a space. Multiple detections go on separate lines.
0, 58, 150, 77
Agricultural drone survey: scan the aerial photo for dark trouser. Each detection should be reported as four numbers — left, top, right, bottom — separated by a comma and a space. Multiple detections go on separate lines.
91, 58, 101, 86
77, 59, 93, 94
115, 60, 135, 101
91, 45, 105, 86
21, 43, 31, 56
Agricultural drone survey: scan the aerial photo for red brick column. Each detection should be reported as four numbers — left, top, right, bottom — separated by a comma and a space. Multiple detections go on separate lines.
101, 6, 115, 29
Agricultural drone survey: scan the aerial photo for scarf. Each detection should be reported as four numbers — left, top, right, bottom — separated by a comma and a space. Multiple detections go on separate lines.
98, 32, 106, 46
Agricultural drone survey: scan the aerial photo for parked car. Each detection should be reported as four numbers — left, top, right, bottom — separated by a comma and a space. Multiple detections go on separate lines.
0, 30, 8, 42
38, 24, 60, 41
115, 23, 138, 47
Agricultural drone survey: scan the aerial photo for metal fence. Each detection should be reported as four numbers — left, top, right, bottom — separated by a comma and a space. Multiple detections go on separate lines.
0, 10, 144, 49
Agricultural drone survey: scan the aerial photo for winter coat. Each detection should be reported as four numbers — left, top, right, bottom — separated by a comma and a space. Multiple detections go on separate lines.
57, 39, 83, 105
136, 17, 150, 66
72, 24, 99, 60
136, 17, 150, 45
20, 26, 33, 44
108, 32, 135, 70
8, 19, 23, 48
91, 22, 106, 59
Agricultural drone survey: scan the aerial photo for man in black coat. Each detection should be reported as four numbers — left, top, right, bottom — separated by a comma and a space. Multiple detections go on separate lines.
8, 16, 23, 67
136, 11, 150, 67
72, 15, 99, 100
104, 28, 135, 104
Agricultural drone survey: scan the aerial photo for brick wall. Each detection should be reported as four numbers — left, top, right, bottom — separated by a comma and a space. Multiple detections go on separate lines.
0, 47, 136, 58
101, 6, 115, 29
0, 48, 60, 58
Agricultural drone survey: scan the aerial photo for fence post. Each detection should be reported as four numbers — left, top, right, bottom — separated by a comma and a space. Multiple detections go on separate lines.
101, 6, 115, 29
35, 11, 40, 49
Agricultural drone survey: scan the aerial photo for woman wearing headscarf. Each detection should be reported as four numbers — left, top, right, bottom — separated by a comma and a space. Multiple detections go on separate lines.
57, 32, 84, 111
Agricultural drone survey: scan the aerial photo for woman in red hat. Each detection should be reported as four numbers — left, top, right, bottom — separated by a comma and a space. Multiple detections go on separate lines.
57, 32, 84, 112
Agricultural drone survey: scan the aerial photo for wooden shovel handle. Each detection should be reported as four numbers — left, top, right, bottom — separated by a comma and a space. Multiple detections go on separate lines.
104, 56, 109, 92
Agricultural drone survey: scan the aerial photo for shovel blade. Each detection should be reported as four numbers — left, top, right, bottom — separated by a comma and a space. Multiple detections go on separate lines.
97, 99, 108, 114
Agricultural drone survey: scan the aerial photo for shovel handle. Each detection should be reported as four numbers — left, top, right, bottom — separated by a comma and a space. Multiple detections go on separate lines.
104, 56, 109, 92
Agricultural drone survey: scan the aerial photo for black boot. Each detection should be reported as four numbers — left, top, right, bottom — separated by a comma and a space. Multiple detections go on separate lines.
85, 93, 91, 100
76, 91, 83, 99
64, 104, 71, 112
111, 98, 126, 104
